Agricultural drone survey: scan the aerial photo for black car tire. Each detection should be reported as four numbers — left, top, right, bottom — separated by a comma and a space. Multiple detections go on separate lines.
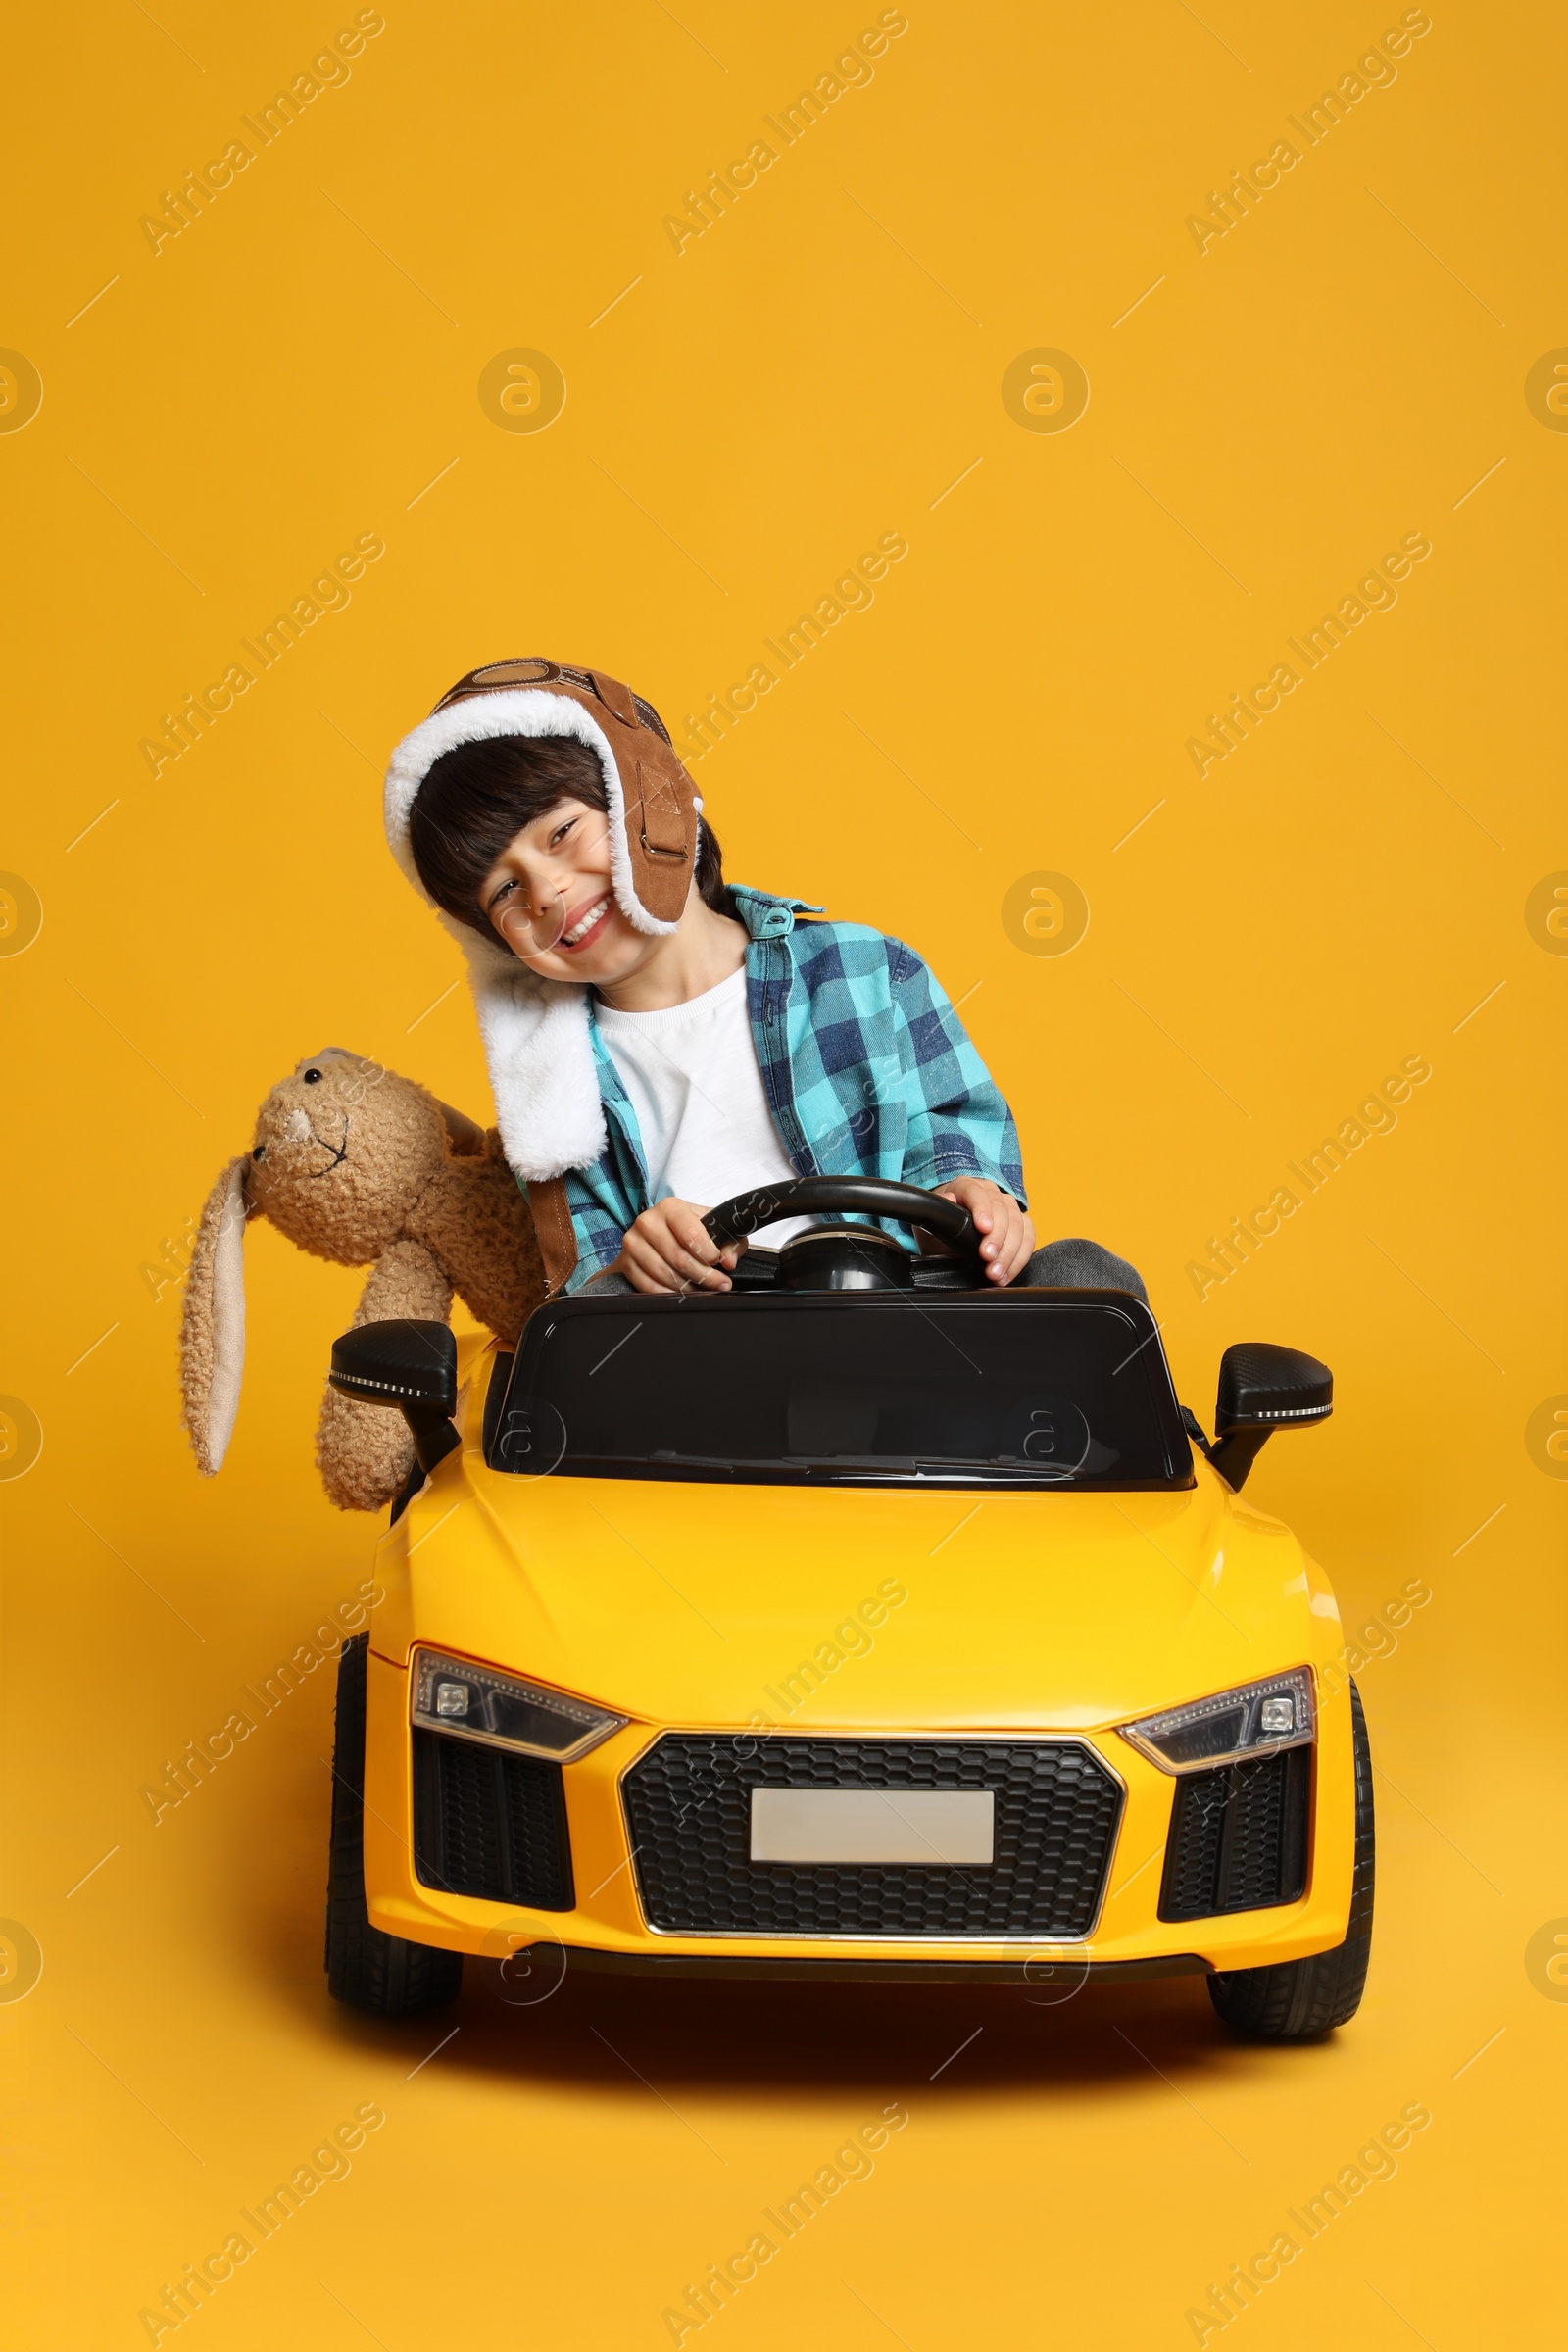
325, 1632, 463, 2017
1206, 1679, 1374, 2041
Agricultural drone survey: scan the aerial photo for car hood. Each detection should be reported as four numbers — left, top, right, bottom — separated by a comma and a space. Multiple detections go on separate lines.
372, 1437, 1339, 1732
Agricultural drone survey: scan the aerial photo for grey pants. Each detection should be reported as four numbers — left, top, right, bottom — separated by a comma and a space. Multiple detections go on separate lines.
584, 1234, 1147, 1300
1024, 1235, 1148, 1300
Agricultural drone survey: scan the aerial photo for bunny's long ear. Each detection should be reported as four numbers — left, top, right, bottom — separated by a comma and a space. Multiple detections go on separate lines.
179, 1156, 251, 1473
428, 1095, 487, 1156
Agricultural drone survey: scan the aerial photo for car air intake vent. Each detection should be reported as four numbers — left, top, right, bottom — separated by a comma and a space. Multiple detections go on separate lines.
412, 1730, 573, 1909
1158, 1746, 1310, 1921
622, 1736, 1123, 1939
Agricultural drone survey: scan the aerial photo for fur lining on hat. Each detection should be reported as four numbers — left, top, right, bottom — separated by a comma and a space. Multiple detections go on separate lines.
384, 686, 678, 941
383, 685, 679, 1182
466, 940, 604, 1182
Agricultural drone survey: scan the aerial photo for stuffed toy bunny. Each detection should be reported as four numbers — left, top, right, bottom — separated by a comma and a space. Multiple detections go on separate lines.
179, 1049, 544, 1511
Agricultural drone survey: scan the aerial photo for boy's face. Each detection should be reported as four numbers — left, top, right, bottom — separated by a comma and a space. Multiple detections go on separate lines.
478, 796, 661, 983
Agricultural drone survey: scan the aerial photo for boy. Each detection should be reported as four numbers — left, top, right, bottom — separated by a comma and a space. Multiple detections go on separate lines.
385, 658, 1143, 1299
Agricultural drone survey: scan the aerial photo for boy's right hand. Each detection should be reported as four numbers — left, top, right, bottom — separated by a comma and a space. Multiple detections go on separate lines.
613, 1200, 741, 1294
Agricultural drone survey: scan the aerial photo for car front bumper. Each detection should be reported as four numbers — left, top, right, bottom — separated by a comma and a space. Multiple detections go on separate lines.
361, 1649, 1357, 1974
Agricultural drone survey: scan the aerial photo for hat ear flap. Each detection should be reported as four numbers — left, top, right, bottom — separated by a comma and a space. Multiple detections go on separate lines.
179, 1157, 251, 1474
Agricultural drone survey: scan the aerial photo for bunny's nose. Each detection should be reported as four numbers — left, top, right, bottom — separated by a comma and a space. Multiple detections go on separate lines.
283, 1107, 313, 1143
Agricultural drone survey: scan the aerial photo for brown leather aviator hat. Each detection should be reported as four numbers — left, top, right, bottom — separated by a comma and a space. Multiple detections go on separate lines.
416, 657, 699, 924
383, 658, 704, 1184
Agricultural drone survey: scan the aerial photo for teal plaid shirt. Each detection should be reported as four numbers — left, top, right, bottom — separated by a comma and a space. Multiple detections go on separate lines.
559, 886, 1026, 1290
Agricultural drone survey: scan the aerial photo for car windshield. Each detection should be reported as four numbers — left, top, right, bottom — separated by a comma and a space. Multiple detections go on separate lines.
490, 1293, 1193, 1491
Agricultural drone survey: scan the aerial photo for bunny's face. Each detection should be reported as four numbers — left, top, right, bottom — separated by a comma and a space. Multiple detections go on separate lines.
247, 1051, 449, 1265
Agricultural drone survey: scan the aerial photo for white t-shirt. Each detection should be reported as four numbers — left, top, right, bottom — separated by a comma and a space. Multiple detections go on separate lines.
594, 967, 810, 1248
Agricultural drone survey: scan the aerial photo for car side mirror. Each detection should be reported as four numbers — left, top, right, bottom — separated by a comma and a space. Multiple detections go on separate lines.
329, 1319, 461, 1476
1208, 1343, 1332, 1491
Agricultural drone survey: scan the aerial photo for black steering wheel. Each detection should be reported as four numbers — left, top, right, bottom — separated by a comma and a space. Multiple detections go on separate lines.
703, 1176, 981, 1259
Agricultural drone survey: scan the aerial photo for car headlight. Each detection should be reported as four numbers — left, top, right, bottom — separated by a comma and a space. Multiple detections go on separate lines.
1117, 1667, 1315, 1775
411, 1648, 625, 1763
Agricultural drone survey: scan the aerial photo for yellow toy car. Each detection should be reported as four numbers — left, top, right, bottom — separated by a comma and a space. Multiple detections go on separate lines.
323, 1178, 1372, 2041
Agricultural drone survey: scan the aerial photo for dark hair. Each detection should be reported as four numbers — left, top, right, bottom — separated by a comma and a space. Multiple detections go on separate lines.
408, 732, 724, 940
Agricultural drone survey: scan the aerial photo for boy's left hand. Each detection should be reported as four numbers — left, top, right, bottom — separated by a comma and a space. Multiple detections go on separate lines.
934, 1179, 1035, 1286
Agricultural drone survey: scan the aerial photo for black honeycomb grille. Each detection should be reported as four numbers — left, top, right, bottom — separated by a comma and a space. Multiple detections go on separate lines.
412, 1730, 573, 1909
621, 1736, 1124, 1938
1158, 1746, 1310, 1921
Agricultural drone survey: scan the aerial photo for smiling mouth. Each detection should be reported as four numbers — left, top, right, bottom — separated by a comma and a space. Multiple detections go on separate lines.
307, 1117, 350, 1177
557, 895, 612, 954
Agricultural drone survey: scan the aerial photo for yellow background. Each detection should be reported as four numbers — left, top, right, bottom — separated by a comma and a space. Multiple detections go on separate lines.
3, 1, 1563, 2343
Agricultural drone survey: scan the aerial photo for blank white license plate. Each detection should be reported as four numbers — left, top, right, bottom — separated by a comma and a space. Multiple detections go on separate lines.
749, 1787, 995, 1866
